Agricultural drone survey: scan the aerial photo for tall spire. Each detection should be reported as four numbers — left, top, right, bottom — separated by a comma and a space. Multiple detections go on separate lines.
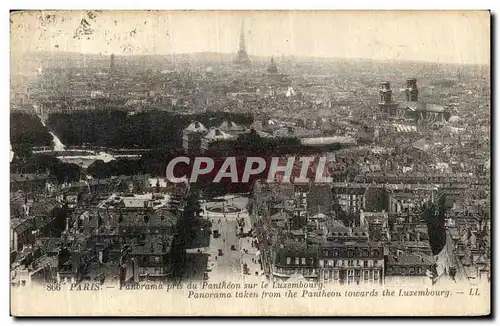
235, 20, 250, 65
239, 21, 246, 52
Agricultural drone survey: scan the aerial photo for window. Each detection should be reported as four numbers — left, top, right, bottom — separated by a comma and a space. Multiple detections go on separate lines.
347, 269, 355, 285
348, 260, 353, 266
323, 249, 329, 257
301, 258, 306, 265
295, 257, 300, 265
409, 267, 415, 275
328, 260, 334, 267
374, 270, 380, 281
333, 270, 339, 281
347, 249, 354, 257
363, 270, 370, 283
363, 260, 368, 268
333, 249, 339, 257
323, 271, 329, 281
286, 257, 291, 265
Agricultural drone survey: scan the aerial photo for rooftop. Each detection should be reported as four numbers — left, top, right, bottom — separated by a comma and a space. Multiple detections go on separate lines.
386, 252, 434, 266
184, 121, 208, 134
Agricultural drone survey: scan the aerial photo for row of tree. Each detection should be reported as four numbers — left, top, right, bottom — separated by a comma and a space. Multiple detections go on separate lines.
10, 154, 82, 183
10, 112, 53, 157
47, 110, 254, 149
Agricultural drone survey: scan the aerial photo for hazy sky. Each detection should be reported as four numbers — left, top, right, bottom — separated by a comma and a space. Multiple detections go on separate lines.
10, 10, 490, 64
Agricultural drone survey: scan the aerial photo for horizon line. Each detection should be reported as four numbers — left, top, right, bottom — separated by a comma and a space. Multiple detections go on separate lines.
11, 50, 490, 66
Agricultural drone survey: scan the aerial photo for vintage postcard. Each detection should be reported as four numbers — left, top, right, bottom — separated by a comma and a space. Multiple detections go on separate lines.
10, 10, 490, 316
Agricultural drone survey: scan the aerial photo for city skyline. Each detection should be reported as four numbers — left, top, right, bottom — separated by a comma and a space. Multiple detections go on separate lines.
11, 10, 490, 65
9, 9, 491, 317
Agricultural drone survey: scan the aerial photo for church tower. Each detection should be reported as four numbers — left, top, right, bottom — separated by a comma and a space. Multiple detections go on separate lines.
379, 81, 393, 104
378, 81, 398, 116
405, 78, 419, 102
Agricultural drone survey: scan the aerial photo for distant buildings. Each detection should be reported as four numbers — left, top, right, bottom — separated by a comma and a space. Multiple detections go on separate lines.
385, 251, 434, 286
378, 78, 451, 127
272, 242, 319, 280
9, 44, 490, 292
10, 179, 189, 288
252, 181, 436, 286
444, 195, 490, 284
319, 241, 384, 285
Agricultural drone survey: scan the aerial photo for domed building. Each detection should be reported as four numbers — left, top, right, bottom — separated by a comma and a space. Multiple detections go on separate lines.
182, 121, 208, 153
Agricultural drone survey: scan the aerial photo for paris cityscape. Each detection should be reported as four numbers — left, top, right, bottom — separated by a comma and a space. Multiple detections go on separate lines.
10, 11, 490, 292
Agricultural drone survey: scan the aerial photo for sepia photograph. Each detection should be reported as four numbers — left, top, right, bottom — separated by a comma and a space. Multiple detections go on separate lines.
9, 9, 491, 316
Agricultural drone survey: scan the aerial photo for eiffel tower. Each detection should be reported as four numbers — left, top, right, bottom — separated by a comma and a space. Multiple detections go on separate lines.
234, 21, 250, 66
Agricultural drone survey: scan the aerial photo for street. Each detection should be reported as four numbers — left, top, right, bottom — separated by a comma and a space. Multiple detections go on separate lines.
182, 195, 264, 282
